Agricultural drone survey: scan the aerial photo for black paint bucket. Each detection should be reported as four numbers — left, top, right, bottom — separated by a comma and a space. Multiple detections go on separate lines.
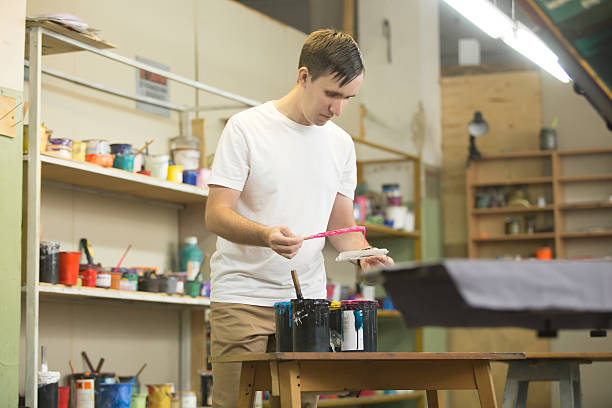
40, 241, 60, 284
329, 301, 342, 352
273, 302, 293, 352
291, 298, 330, 352
340, 300, 378, 352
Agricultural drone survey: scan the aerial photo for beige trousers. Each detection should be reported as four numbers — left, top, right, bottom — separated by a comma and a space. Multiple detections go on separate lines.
210, 301, 318, 408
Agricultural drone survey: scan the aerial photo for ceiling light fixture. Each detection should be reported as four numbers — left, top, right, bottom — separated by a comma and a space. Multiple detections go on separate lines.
443, 0, 571, 83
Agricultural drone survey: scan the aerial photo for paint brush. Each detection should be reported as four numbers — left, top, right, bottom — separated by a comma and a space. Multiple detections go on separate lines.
134, 139, 154, 156
193, 261, 206, 281
135, 363, 147, 378
95, 358, 105, 374
81, 351, 95, 373
113, 244, 132, 273
291, 269, 303, 300
304, 226, 366, 240
69, 360, 75, 376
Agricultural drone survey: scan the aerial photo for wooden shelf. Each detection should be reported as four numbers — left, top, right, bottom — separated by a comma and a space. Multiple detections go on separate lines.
473, 233, 556, 242
30, 154, 208, 204
557, 147, 612, 156
470, 177, 553, 187
480, 151, 553, 160
560, 202, 612, 210
558, 174, 612, 183
263, 391, 423, 407
471, 205, 554, 215
26, 21, 114, 56
378, 310, 402, 318
562, 231, 612, 239
358, 223, 420, 240
30, 283, 210, 306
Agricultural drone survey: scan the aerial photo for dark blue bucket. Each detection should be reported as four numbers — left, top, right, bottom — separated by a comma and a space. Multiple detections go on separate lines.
95, 382, 133, 408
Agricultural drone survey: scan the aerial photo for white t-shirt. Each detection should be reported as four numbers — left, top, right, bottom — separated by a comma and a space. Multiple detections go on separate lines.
208, 101, 357, 306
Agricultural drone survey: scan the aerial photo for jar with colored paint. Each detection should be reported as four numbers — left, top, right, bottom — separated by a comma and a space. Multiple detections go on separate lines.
184, 280, 201, 297
96, 270, 112, 288
340, 300, 378, 352
58, 251, 80, 285
182, 169, 198, 186
40, 241, 60, 284
291, 298, 331, 352
144, 154, 169, 180
72, 141, 86, 162
167, 165, 183, 183
113, 154, 135, 172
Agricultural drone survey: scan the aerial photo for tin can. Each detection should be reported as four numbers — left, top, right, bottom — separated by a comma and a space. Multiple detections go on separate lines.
76, 379, 95, 408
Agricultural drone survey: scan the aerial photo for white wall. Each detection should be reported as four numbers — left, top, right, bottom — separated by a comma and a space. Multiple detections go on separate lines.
1, 0, 26, 90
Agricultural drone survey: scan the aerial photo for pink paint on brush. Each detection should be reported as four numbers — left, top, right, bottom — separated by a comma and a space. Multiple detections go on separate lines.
304, 226, 366, 241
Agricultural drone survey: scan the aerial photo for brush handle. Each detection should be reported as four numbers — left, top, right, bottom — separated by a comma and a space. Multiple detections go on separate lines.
134, 139, 154, 156
114, 244, 132, 273
95, 358, 105, 373
291, 269, 303, 299
304, 226, 365, 240
81, 351, 95, 373
135, 363, 147, 377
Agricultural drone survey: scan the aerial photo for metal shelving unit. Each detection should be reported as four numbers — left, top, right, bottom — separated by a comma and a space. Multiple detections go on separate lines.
23, 23, 257, 407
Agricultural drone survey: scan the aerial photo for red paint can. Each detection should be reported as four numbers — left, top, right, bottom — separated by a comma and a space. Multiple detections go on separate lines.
80, 269, 98, 287
59, 251, 80, 285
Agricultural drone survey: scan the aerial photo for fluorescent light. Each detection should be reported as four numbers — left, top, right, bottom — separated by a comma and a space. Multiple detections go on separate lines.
443, 0, 571, 83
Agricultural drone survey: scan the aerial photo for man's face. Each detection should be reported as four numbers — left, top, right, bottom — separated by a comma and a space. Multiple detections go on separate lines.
300, 70, 363, 126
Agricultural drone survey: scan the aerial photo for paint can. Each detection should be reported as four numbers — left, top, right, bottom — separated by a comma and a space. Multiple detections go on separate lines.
199, 373, 213, 407
113, 153, 135, 172
80, 268, 97, 287
291, 298, 331, 352
95, 382, 133, 408
159, 275, 179, 295
184, 280, 201, 297
96, 270, 112, 288
139, 276, 160, 292
76, 378, 95, 408
180, 391, 197, 408
131, 393, 147, 408
273, 302, 293, 352
147, 384, 173, 408
58, 251, 80, 285
72, 141, 87, 162
110, 271, 122, 290
39, 241, 60, 284
329, 301, 342, 352
167, 165, 183, 183
340, 300, 378, 352
182, 169, 198, 186
110, 143, 132, 155
85, 139, 110, 155
144, 154, 169, 179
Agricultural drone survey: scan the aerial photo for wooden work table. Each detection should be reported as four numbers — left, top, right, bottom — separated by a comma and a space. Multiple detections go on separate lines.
210, 352, 526, 408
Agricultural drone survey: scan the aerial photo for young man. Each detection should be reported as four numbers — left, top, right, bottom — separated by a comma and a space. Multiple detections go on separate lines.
205, 29, 394, 408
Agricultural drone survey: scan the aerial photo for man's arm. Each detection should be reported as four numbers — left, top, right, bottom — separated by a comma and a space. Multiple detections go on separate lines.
327, 193, 394, 270
204, 185, 303, 259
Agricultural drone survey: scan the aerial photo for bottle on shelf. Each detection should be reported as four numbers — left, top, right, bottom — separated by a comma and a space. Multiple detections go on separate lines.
179, 236, 203, 280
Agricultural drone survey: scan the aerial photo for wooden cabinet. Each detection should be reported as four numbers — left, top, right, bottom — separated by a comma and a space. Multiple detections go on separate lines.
466, 148, 612, 259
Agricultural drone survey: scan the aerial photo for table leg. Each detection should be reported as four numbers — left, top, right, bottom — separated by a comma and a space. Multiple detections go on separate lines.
237, 362, 257, 408
426, 390, 445, 408
278, 361, 301, 408
560, 362, 581, 408
503, 362, 529, 408
473, 361, 498, 408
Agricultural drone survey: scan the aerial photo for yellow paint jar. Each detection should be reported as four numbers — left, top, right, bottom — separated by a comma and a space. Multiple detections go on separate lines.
72, 141, 86, 162
167, 165, 183, 183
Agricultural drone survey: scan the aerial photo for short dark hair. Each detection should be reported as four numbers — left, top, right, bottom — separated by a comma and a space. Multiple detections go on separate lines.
298, 29, 364, 87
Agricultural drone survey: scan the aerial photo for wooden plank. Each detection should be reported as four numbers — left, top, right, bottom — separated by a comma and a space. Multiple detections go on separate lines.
471, 206, 554, 215
210, 352, 525, 363
278, 361, 301, 408
35, 282, 210, 306
25, 21, 114, 56
298, 360, 479, 392
342, 0, 355, 37
473, 361, 498, 408
472, 233, 556, 242
237, 363, 257, 408
522, 352, 612, 361
557, 147, 612, 156
479, 151, 553, 160
558, 174, 612, 182
37, 154, 208, 204
559, 201, 612, 210
470, 177, 553, 187
426, 390, 445, 408
351, 136, 419, 161
562, 230, 612, 238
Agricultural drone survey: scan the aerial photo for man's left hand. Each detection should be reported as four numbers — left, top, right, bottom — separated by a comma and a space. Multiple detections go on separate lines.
359, 255, 394, 272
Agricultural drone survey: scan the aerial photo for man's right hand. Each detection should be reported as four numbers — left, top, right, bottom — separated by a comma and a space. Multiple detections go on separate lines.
265, 226, 303, 259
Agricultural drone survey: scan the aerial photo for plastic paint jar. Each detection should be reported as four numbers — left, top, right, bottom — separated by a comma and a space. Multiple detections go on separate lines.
58, 251, 80, 285
196, 168, 211, 189
184, 280, 201, 297
291, 298, 331, 352
144, 154, 169, 180
110, 271, 122, 290
80, 269, 97, 287
40, 241, 60, 284
110, 143, 132, 155
85, 139, 110, 155
72, 141, 87, 162
179, 391, 197, 408
167, 165, 183, 183
273, 302, 292, 352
